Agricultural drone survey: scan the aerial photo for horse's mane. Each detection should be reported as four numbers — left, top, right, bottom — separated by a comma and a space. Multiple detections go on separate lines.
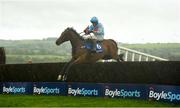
66, 27, 84, 40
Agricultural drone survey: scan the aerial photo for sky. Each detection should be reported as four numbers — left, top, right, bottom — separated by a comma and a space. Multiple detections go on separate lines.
0, 0, 179, 43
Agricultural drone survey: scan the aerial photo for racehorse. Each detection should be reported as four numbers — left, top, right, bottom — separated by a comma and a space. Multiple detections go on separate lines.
56, 27, 124, 81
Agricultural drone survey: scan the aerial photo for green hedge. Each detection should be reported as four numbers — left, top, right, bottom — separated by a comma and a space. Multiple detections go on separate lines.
0, 47, 6, 64
0, 62, 180, 85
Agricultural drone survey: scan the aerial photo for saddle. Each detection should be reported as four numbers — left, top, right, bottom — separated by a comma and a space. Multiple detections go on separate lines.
83, 39, 103, 53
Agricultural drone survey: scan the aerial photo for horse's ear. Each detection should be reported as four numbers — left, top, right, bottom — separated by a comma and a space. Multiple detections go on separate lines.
66, 27, 71, 31
71, 27, 76, 32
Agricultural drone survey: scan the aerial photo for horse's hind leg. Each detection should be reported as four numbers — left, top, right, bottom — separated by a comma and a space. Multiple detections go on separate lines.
118, 53, 124, 61
115, 54, 124, 62
112, 53, 124, 62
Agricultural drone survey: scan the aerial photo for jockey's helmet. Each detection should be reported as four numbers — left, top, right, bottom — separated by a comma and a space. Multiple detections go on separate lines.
90, 17, 98, 23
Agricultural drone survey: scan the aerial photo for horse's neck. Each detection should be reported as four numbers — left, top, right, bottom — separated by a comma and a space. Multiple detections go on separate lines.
69, 33, 83, 49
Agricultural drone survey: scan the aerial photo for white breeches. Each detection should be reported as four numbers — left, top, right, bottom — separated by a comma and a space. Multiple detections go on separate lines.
83, 34, 104, 41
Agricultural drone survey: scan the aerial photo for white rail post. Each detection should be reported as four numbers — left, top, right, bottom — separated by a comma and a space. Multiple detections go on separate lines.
132, 53, 135, 61
145, 57, 149, 61
118, 48, 121, 55
125, 51, 128, 61
138, 55, 142, 61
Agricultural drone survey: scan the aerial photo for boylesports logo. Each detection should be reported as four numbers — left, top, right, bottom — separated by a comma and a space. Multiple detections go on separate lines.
105, 88, 141, 98
149, 87, 180, 102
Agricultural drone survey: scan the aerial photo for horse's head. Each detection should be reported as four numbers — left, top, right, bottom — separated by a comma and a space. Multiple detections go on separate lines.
56, 27, 83, 46
56, 28, 72, 45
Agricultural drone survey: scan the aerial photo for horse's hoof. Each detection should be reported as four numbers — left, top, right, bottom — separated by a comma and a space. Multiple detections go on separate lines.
62, 76, 65, 81
61, 75, 67, 81
57, 75, 62, 81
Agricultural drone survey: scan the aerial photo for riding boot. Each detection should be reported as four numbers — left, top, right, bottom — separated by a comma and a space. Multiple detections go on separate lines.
91, 39, 97, 53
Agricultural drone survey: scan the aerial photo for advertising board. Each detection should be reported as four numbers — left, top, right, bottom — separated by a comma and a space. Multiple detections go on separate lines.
0, 82, 179, 103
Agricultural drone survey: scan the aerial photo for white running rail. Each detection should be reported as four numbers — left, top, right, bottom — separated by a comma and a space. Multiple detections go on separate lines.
118, 46, 168, 61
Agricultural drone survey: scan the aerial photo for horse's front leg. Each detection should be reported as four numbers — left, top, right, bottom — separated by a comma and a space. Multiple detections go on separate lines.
63, 57, 84, 81
57, 59, 74, 81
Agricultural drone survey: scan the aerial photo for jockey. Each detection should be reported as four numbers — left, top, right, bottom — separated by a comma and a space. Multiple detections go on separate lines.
84, 16, 104, 52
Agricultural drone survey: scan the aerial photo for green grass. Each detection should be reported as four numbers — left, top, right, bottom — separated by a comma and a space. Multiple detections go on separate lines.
0, 95, 178, 107
6, 54, 71, 64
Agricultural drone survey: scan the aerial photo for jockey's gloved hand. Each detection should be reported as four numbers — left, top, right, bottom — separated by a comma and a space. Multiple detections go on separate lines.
84, 29, 88, 35
84, 26, 89, 34
88, 30, 93, 34
84, 30, 92, 35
